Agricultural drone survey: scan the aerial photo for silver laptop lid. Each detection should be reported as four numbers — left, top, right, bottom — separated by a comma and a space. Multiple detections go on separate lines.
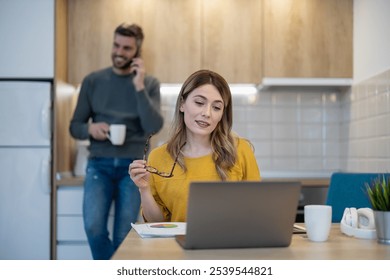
181, 181, 301, 249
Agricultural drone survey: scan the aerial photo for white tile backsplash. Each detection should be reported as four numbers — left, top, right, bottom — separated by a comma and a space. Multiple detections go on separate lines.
272, 107, 298, 123
300, 107, 323, 123
298, 141, 322, 157
245, 107, 272, 123
252, 141, 272, 157
272, 141, 298, 157
323, 124, 340, 140
376, 91, 390, 114
246, 123, 272, 140
272, 124, 298, 139
299, 92, 323, 106
323, 107, 341, 123
298, 158, 323, 171
299, 124, 323, 140
341, 68, 390, 173
272, 158, 299, 171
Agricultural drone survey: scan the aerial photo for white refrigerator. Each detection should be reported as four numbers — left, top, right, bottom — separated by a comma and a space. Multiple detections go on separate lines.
0, 81, 52, 259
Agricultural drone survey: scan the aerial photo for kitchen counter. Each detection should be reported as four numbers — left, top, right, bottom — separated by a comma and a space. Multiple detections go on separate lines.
112, 224, 390, 260
55, 173, 329, 188
263, 177, 329, 187
55, 173, 84, 186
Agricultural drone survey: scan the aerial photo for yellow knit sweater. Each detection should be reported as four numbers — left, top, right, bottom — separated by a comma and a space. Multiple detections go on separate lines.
146, 138, 261, 222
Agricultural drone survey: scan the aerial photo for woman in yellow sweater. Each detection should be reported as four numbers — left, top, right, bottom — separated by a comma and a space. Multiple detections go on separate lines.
129, 69, 261, 222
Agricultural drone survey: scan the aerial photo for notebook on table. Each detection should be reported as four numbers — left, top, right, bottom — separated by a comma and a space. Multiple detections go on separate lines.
175, 181, 302, 250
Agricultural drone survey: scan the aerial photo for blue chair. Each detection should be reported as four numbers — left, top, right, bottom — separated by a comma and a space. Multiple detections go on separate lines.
325, 172, 389, 222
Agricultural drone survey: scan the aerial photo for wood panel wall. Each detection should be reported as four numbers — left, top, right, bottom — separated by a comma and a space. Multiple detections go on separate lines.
55, 0, 75, 174
67, 0, 144, 85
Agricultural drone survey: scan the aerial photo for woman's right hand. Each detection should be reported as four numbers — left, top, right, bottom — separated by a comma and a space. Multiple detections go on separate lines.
129, 159, 151, 190
129, 159, 165, 222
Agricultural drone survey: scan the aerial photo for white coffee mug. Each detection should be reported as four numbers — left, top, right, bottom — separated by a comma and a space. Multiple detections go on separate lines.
107, 124, 126, 145
304, 205, 332, 242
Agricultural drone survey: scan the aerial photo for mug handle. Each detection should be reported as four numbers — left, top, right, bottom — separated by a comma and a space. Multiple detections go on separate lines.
106, 132, 112, 142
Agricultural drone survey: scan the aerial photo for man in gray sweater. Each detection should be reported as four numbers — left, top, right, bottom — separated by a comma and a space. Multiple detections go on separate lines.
69, 23, 163, 260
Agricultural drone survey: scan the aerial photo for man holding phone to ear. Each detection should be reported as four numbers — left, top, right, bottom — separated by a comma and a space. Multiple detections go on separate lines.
70, 23, 163, 260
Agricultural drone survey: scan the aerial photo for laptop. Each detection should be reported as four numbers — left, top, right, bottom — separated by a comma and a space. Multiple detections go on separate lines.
175, 181, 302, 250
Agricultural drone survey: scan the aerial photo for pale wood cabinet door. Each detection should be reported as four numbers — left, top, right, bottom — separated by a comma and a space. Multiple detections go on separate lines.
263, 0, 353, 78
67, 0, 143, 85
202, 0, 262, 84
141, 0, 202, 83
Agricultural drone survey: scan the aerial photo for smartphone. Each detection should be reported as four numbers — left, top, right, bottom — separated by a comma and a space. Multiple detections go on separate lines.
130, 59, 138, 75
130, 49, 140, 75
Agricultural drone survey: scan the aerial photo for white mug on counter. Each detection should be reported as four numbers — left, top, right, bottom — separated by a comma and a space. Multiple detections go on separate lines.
304, 204, 332, 242
107, 124, 126, 145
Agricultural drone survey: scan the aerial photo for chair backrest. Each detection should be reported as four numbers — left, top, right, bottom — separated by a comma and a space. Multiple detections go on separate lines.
326, 172, 389, 222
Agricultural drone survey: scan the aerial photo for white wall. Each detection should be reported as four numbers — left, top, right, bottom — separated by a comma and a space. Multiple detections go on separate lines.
354, 0, 390, 83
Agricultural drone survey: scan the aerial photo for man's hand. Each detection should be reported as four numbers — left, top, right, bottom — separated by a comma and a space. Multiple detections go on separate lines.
88, 122, 110, 140
130, 57, 145, 92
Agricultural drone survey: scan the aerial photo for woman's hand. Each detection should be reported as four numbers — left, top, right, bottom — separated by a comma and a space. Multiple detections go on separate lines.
129, 159, 150, 190
129, 159, 165, 222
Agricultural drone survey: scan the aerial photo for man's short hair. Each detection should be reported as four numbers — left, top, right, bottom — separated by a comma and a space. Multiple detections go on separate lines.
114, 23, 144, 51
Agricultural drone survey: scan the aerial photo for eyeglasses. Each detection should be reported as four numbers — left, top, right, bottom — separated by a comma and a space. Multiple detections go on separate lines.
143, 134, 179, 178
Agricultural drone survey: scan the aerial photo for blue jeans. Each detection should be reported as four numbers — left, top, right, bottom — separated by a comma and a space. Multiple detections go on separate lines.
83, 157, 140, 260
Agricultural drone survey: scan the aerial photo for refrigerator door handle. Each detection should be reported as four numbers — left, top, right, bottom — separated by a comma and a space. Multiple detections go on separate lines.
40, 157, 51, 194
41, 100, 51, 141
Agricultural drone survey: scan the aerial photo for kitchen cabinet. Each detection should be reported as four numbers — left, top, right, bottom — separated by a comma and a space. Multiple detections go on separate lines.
56, 185, 115, 260
66, 0, 262, 84
263, 0, 353, 78
142, 0, 262, 83
56, 185, 92, 260
0, 0, 54, 78
65, 0, 353, 83
202, 0, 262, 83
141, 0, 202, 83
143, 0, 262, 83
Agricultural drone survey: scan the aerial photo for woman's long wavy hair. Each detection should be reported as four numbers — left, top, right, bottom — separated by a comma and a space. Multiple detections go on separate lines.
166, 69, 237, 180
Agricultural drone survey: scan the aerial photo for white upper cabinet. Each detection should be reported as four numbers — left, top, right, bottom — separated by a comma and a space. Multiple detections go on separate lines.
0, 0, 54, 78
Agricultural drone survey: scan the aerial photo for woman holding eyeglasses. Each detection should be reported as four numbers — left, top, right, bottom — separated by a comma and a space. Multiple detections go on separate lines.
129, 69, 261, 222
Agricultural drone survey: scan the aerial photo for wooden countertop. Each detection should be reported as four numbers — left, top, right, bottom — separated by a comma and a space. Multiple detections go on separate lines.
112, 224, 389, 260
262, 178, 329, 187
55, 174, 84, 186
55, 174, 329, 187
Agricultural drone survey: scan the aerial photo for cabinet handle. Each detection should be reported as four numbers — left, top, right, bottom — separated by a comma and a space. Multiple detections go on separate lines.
40, 99, 51, 141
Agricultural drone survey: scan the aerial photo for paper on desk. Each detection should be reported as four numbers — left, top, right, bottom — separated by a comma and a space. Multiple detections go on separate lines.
131, 222, 186, 238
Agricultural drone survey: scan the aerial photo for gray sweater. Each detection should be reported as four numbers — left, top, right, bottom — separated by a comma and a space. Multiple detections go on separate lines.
69, 67, 164, 158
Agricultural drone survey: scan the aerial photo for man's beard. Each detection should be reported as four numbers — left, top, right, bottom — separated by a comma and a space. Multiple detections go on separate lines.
112, 55, 132, 70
